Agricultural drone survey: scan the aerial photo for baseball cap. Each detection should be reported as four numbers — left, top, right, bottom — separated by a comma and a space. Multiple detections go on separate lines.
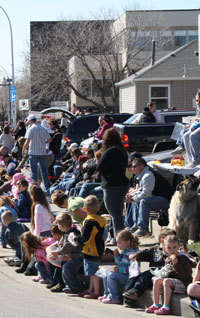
68, 142, 79, 151
26, 114, 37, 122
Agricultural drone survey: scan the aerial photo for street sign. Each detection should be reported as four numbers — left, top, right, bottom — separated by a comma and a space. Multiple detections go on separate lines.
9, 85, 17, 102
19, 99, 29, 110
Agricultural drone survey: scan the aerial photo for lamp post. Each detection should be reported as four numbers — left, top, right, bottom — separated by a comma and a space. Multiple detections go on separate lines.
0, 6, 15, 124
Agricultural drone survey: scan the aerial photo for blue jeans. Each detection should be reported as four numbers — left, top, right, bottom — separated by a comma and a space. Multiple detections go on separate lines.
183, 127, 200, 162
79, 182, 103, 199
29, 155, 50, 191
103, 185, 129, 238
62, 257, 85, 292
104, 271, 129, 300
49, 174, 73, 194
35, 261, 53, 283
176, 128, 189, 146
128, 196, 169, 231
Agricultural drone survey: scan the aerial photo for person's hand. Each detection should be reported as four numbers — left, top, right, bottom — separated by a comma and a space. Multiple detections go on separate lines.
114, 249, 120, 256
48, 252, 57, 260
62, 255, 71, 262
114, 266, 118, 272
129, 253, 137, 260
49, 251, 58, 259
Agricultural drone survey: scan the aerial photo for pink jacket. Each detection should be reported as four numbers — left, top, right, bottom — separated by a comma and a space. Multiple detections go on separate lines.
11, 173, 32, 199
34, 237, 55, 267
96, 121, 113, 140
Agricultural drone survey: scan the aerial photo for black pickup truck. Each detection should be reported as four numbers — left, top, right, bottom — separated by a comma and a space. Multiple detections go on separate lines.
114, 110, 195, 153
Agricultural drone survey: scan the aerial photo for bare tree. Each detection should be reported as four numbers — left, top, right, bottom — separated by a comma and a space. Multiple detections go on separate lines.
29, 12, 171, 112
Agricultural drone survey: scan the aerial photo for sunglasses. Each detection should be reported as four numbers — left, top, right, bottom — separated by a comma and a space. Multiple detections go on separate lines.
132, 164, 140, 169
196, 99, 200, 103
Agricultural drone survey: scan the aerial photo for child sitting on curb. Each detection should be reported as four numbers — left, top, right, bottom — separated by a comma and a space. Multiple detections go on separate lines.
2, 211, 29, 266
74, 195, 107, 299
48, 213, 84, 294
99, 230, 139, 304
145, 235, 194, 315
20, 231, 55, 284
123, 227, 176, 307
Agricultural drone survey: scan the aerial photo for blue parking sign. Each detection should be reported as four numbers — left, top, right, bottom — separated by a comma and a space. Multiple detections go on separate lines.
9, 85, 17, 102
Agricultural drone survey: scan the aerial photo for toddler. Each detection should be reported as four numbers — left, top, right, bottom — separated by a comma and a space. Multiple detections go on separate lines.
146, 235, 194, 315
100, 230, 139, 304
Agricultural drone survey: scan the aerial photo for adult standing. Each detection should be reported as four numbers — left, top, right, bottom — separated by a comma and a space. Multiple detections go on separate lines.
22, 115, 51, 192
97, 128, 129, 242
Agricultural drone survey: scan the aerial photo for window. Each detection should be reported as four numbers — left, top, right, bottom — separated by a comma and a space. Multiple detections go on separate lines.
174, 30, 186, 47
149, 85, 170, 109
188, 30, 198, 42
159, 31, 172, 50
133, 31, 152, 49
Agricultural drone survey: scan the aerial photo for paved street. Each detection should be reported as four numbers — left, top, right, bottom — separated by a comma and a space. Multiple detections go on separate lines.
0, 245, 157, 318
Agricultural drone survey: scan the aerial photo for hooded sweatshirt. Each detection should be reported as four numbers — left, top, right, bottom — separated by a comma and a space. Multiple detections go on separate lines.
76, 214, 107, 261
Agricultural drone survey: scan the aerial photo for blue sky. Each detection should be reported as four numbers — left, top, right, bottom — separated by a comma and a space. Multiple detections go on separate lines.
0, 0, 199, 81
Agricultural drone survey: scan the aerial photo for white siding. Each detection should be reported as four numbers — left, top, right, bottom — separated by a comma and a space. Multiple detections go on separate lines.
119, 84, 136, 113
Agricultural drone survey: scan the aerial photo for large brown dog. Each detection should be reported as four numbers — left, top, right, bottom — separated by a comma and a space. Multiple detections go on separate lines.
168, 177, 200, 243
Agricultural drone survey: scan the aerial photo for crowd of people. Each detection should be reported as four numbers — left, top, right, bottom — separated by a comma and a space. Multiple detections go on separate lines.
1, 102, 200, 317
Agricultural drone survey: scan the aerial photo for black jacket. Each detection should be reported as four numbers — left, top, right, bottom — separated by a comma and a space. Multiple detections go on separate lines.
97, 146, 129, 188
5, 221, 29, 244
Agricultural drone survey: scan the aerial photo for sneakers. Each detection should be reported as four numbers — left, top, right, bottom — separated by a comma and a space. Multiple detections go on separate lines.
130, 224, 138, 233
190, 299, 200, 314
134, 229, 150, 237
98, 295, 108, 302
171, 145, 184, 155
50, 282, 65, 292
15, 267, 26, 274
154, 307, 170, 315
32, 276, 42, 282
145, 305, 161, 313
102, 298, 121, 304
39, 279, 52, 284
4, 257, 21, 267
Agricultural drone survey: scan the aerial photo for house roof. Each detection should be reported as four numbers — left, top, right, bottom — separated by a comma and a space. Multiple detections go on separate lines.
115, 40, 200, 86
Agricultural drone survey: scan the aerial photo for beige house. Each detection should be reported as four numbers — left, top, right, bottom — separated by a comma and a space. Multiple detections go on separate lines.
115, 40, 200, 114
